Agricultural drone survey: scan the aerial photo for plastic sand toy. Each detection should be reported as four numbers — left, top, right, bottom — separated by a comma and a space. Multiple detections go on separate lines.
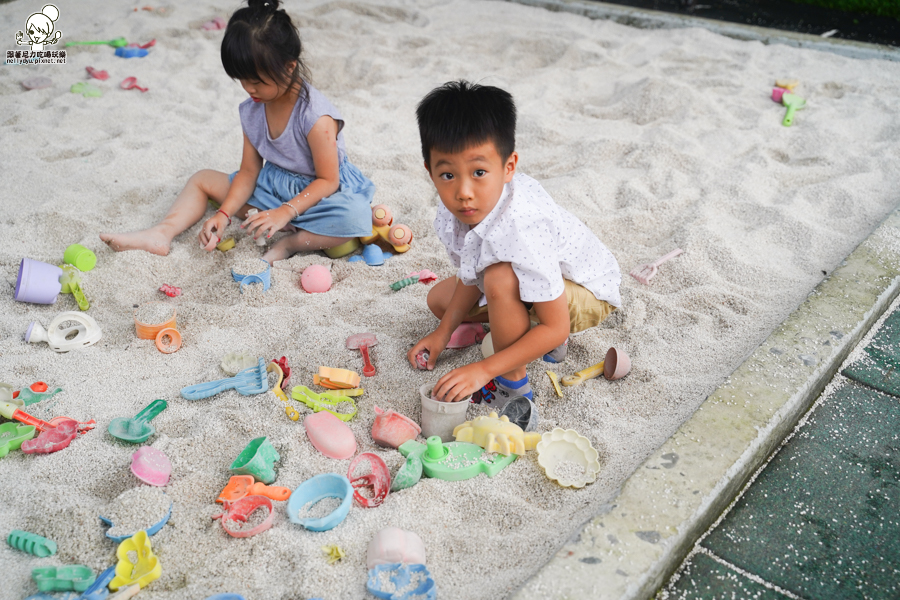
131, 447, 172, 487
322, 544, 345, 564
158, 284, 181, 297
389, 275, 418, 291
452, 412, 541, 456
155, 327, 182, 353
348, 244, 392, 266
630, 248, 682, 285
390, 452, 422, 493
70, 82, 103, 97
323, 237, 361, 258
217, 475, 291, 503
22, 76, 53, 90
32, 565, 95, 593
366, 563, 436, 600
347, 452, 390, 508
213, 495, 274, 538
120, 76, 148, 92
409, 269, 437, 284
561, 347, 631, 386
76, 565, 116, 600
231, 259, 271, 291
7, 530, 56, 557
202, 16, 227, 30
371, 406, 420, 449
498, 395, 539, 432
108, 399, 167, 443
15, 258, 62, 304
25, 312, 102, 352
397, 437, 517, 484
287, 473, 353, 532
0, 399, 95, 434
367, 527, 427, 569
304, 411, 356, 460
16, 382, 62, 406
781, 92, 806, 127
0, 422, 36, 458
134, 302, 176, 340
360, 204, 413, 253
66, 36, 128, 47
100, 491, 173, 543
272, 356, 291, 389
419, 384, 469, 442
266, 362, 298, 420
109, 530, 161, 591
21, 418, 78, 454
115, 47, 148, 58
536, 428, 601, 488
346, 332, 377, 377
229, 437, 280, 484
63, 243, 97, 272
181, 357, 268, 400
59, 265, 89, 310
85, 66, 109, 80
314, 366, 361, 390
221, 351, 257, 376
216, 237, 235, 252
447, 322, 486, 349
300, 264, 332, 293
292, 385, 358, 421
546, 371, 563, 397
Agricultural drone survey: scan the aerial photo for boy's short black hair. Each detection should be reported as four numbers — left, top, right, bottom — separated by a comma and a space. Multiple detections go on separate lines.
416, 80, 516, 167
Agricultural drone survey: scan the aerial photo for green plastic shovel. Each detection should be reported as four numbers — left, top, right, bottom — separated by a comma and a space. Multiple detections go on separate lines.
107, 399, 167, 444
782, 93, 806, 127
65, 37, 128, 48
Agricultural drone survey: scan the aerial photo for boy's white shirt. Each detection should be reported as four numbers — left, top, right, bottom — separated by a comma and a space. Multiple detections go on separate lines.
434, 172, 622, 308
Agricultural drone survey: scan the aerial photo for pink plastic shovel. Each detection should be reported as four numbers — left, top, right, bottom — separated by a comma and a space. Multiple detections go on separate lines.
630, 248, 682, 285
347, 332, 377, 377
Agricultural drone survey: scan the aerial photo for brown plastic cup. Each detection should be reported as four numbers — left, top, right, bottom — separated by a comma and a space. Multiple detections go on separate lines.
603, 347, 631, 381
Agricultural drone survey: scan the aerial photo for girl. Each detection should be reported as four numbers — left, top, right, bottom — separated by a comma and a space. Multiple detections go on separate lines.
100, 0, 375, 264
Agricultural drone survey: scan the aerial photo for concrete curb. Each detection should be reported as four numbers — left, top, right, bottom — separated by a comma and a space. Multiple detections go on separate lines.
502, 0, 900, 62
512, 205, 900, 599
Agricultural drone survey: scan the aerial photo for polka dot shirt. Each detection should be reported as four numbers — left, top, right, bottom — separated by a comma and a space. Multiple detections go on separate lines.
434, 172, 622, 307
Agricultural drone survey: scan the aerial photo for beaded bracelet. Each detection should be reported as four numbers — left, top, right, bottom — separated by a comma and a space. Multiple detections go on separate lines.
216, 209, 232, 225
284, 202, 300, 219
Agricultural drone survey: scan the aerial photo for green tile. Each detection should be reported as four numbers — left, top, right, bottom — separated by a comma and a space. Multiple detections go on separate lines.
844, 309, 900, 397
665, 552, 789, 600
702, 381, 900, 600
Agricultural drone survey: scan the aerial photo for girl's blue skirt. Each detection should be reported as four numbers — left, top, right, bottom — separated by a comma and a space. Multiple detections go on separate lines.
230, 159, 375, 238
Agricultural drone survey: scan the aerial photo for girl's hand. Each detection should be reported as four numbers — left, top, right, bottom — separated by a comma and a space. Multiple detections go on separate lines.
241, 206, 294, 241
432, 362, 492, 403
199, 212, 228, 251
407, 329, 451, 371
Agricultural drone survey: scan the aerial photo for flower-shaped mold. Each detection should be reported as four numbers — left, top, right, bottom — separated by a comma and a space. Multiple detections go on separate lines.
366, 563, 436, 600
109, 530, 161, 591
221, 352, 257, 376
535, 428, 601, 488
32, 565, 95, 593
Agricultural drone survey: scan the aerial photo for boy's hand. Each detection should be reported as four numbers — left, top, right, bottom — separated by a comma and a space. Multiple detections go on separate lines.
432, 362, 491, 403
199, 213, 228, 251
407, 330, 451, 371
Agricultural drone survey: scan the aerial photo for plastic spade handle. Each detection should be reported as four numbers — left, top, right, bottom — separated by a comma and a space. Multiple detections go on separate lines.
653, 248, 683, 267
249, 482, 291, 501
181, 375, 240, 400
131, 399, 168, 425
359, 345, 375, 377
13, 409, 55, 432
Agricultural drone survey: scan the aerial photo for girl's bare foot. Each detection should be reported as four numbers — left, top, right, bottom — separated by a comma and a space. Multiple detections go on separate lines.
99, 228, 172, 255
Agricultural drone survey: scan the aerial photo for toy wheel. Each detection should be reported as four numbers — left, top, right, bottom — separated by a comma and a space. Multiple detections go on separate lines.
388, 224, 412, 246
371, 204, 393, 227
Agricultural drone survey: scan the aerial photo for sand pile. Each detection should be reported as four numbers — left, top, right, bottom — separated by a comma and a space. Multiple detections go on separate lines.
1, 0, 899, 598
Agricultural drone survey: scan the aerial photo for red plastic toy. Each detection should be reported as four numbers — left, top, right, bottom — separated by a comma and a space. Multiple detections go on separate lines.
272, 357, 290, 390
213, 495, 274, 538
347, 452, 391, 508
21, 418, 78, 454
158, 284, 181, 297
85, 66, 109, 80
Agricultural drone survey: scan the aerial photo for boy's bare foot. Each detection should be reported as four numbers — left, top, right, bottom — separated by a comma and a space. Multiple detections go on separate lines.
99, 229, 171, 255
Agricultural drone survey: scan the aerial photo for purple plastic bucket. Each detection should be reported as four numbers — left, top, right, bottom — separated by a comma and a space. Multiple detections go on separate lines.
15, 258, 63, 304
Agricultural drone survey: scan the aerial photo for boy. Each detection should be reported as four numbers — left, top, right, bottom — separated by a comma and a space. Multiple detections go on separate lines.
407, 81, 621, 404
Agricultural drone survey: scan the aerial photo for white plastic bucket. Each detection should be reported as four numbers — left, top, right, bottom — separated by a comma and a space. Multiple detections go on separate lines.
419, 384, 469, 442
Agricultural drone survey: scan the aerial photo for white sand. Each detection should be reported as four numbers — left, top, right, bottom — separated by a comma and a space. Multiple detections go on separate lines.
2, 0, 900, 599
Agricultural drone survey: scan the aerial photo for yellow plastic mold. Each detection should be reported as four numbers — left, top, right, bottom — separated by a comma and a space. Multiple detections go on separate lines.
535, 428, 601, 488
315, 367, 360, 389
109, 530, 161, 591
452, 412, 541, 456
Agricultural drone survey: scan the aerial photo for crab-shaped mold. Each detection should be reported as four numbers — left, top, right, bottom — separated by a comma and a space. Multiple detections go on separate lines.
109, 530, 161, 591
535, 428, 601, 488
452, 412, 541, 456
